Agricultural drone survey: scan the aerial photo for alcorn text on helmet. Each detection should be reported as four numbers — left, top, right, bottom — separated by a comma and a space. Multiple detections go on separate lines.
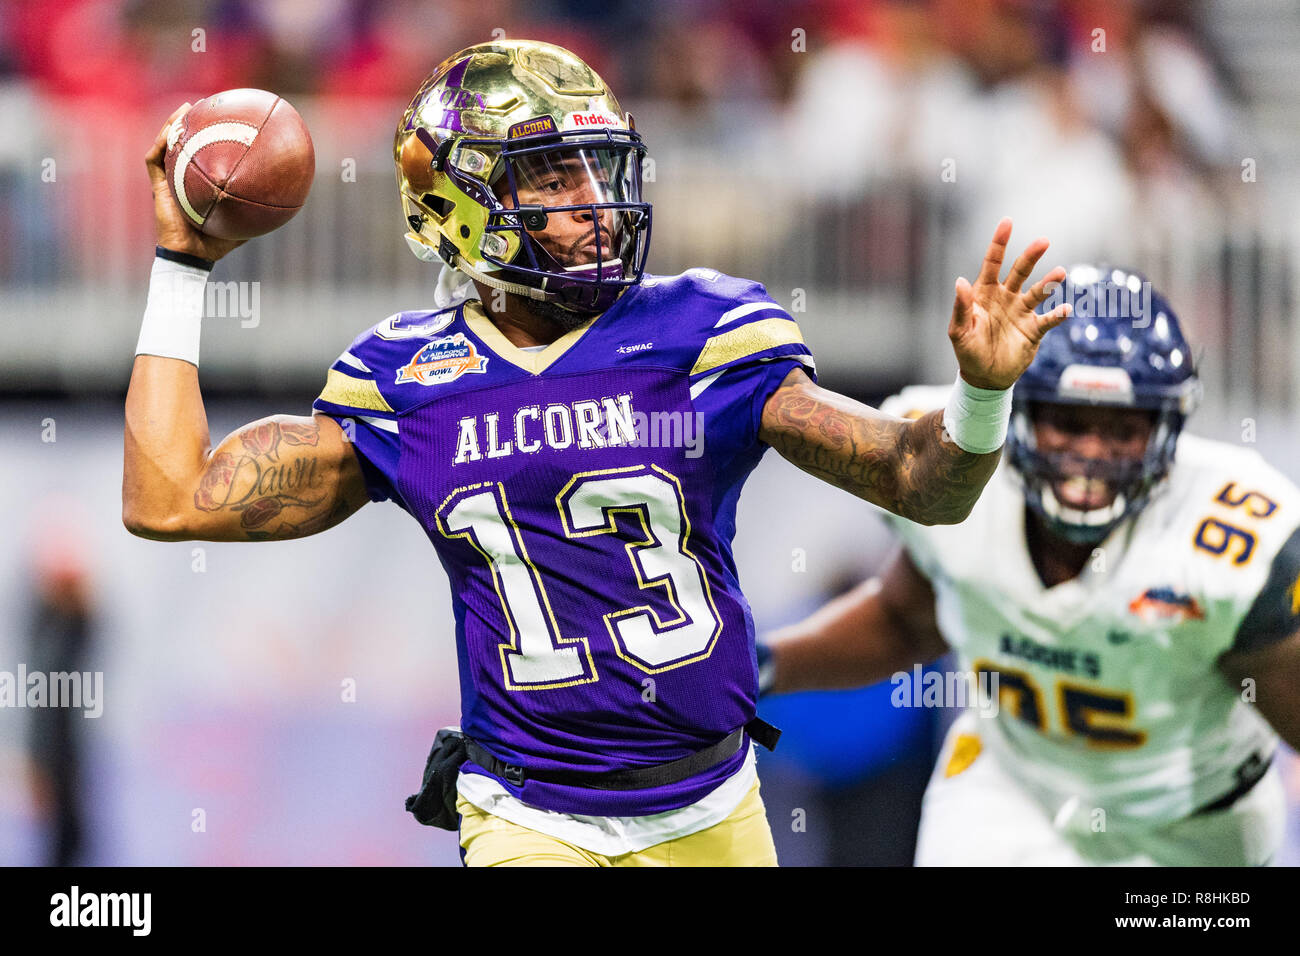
395, 39, 652, 314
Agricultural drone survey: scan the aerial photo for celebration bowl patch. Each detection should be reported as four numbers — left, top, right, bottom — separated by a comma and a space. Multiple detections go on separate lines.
1128, 587, 1205, 623
396, 333, 488, 385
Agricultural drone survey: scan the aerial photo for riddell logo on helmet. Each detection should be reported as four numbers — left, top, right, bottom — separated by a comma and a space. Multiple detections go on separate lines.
564, 111, 621, 129
1058, 364, 1134, 403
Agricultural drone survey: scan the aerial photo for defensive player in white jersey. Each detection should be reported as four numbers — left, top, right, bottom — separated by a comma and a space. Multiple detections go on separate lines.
763, 266, 1300, 865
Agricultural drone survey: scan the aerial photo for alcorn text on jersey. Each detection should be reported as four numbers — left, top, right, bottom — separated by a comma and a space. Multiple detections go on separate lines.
313, 270, 813, 817
881, 387, 1299, 829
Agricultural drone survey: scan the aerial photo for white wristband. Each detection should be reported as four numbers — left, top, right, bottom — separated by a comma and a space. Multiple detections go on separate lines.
942, 373, 1012, 454
135, 254, 210, 366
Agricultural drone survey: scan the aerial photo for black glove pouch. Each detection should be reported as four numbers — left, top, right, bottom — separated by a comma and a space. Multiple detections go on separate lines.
405, 727, 470, 830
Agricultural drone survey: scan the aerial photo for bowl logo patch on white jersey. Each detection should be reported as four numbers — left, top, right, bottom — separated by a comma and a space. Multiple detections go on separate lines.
1128, 587, 1205, 624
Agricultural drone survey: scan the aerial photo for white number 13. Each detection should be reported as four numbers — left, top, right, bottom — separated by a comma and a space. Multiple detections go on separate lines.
436, 465, 723, 690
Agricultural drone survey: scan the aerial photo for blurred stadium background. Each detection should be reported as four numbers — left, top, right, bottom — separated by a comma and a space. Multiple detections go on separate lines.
2, 0, 1299, 865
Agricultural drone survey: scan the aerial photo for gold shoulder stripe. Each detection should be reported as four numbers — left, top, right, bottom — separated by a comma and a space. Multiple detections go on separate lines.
690, 316, 806, 377
318, 368, 394, 413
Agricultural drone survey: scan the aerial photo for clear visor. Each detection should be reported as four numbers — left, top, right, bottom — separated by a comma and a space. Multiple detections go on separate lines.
493, 145, 644, 271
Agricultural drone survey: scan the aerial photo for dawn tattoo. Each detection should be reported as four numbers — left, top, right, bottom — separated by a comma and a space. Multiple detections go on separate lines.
194, 420, 331, 538
761, 375, 999, 525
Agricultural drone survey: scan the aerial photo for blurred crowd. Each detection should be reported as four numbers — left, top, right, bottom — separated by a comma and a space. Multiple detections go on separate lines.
0, 0, 1262, 305
785, 0, 1246, 266
0, 1, 1246, 188
4, 1, 1245, 146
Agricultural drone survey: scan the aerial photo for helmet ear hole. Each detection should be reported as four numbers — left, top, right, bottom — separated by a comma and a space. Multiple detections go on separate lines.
421, 192, 454, 218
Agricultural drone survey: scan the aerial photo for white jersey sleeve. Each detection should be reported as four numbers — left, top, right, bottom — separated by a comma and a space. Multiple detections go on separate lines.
1172, 436, 1300, 660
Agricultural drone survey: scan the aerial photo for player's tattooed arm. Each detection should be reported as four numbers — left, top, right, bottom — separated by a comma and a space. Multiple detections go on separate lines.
126, 109, 366, 543
125, 411, 369, 542
761, 218, 1070, 523
189, 416, 368, 540
760, 367, 999, 525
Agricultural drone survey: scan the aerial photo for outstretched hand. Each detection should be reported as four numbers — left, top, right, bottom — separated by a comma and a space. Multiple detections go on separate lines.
949, 218, 1070, 391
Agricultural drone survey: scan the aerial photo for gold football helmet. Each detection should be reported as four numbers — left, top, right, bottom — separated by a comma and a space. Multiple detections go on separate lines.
395, 39, 651, 314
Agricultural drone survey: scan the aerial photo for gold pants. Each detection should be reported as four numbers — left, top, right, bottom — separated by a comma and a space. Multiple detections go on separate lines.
457, 779, 779, 867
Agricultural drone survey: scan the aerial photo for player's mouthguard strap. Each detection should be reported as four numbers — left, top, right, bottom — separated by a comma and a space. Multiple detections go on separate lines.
135, 252, 209, 367
942, 373, 1013, 454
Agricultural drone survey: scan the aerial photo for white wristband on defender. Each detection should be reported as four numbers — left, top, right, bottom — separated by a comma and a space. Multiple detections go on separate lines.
942, 373, 1012, 454
135, 256, 209, 366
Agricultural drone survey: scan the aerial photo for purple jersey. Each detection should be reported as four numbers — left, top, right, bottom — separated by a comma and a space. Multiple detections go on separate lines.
313, 269, 815, 815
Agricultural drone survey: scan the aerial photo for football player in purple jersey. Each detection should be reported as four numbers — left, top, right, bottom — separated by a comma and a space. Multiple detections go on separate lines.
124, 40, 1070, 866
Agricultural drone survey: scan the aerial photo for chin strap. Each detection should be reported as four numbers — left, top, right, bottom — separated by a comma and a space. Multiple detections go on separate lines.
452, 253, 552, 302
405, 230, 550, 301
448, 248, 618, 319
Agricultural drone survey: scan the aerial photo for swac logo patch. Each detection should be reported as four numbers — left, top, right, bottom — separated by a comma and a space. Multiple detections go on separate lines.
1128, 587, 1205, 623
396, 334, 488, 385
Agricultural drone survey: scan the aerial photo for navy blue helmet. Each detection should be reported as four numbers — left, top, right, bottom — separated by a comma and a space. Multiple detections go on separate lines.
1007, 265, 1202, 544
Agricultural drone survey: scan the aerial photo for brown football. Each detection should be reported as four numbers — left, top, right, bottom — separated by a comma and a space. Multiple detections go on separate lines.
163, 88, 315, 241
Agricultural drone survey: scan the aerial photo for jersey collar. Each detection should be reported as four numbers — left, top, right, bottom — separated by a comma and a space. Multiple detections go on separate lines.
459, 284, 637, 375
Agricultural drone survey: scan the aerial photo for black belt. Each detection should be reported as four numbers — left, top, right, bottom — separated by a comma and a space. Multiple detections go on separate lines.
1194, 752, 1272, 816
466, 717, 781, 791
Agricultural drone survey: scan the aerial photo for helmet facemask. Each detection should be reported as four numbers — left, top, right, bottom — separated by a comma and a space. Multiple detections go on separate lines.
400, 125, 651, 316
1007, 264, 1202, 547
1008, 401, 1181, 546
481, 129, 651, 314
